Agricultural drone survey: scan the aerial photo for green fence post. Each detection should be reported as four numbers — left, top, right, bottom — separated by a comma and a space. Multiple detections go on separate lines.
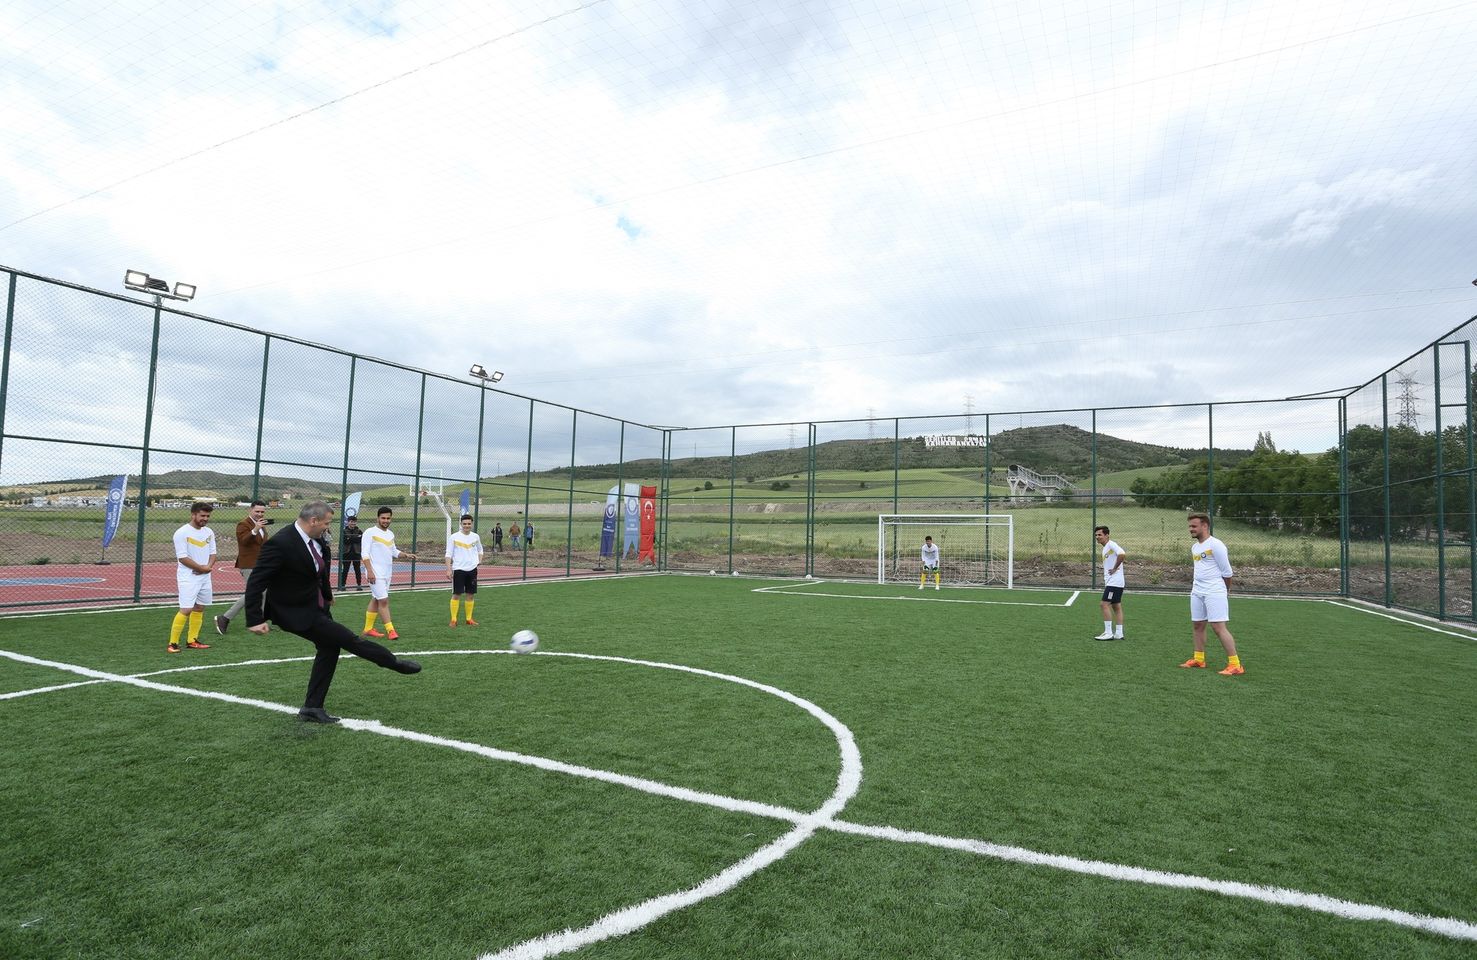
805, 423, 816, 577
132, 299, 163, 602
410, 373, 427, 586
565, 410, 577, 577
338, 356, 356, 560
1382, 374, 1392, 608
613, 421, 626, 574
1338, 396, 1349, 598
251, 336, 270, 501
472, 380, 486, 530
0, 271, 16, 477
1434, 346, 1446, 618
522, 400, 534, 581
728, 426, 736, 574
658, 430, 671, 571
1091, 408, 1098, 589
1467, 341, 1476, 620
1207, 403, 1215, 518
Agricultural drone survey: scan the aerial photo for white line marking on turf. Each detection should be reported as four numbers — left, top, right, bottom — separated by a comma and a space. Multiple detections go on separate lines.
1065, 591, 1080, 606
752, 582, 1072, 607
1323, 600, 1477, 642
0, 678, 109, 700
2, 648, 1473, 947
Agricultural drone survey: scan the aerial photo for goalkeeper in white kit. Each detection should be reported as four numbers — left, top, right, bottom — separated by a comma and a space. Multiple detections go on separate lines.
920, 535, 940, 590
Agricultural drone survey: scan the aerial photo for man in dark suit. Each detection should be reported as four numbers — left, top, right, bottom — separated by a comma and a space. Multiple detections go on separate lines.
245, 500, 420, 723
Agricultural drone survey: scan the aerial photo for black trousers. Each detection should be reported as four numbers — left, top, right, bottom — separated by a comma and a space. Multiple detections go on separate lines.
293, 612, 399, 709
337, 558, 363, 589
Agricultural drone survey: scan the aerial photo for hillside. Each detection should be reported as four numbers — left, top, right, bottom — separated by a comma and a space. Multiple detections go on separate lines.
529, 424, 1253, 483
5, 425, 1258, 499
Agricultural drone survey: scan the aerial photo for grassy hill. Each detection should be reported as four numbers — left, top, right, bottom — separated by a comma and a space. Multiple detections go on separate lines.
3, 425, 1258, 503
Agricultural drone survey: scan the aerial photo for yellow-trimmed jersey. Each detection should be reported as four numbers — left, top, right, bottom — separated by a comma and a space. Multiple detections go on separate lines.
446, 532, 483, 571
173, 523, 216, 578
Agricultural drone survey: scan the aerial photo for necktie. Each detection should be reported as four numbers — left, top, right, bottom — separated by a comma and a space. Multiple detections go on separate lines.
309, 539, 325, 607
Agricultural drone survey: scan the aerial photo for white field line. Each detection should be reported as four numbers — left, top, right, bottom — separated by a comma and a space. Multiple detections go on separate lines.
1065, 591, 1080, 606
753, 582, 1072, 607
1322, 600, 1477, 642
2, 649, 1474, 946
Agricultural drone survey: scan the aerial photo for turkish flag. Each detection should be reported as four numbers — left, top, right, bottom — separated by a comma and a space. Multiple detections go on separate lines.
638, 484, 657, 564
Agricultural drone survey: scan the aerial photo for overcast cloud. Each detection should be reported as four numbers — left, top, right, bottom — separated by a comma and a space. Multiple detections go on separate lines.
3, 0, 1476, 458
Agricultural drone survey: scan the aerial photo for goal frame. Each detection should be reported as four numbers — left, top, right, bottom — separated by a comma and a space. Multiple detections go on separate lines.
876, 513, 1014, 589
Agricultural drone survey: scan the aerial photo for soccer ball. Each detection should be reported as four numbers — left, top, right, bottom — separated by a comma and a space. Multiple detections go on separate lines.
510, 629, 540, 654
709, 569, 716, 575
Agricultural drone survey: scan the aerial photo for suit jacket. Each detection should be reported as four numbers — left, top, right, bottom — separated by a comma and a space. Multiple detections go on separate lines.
234, 517, 267, 569
245, 524, 334, 632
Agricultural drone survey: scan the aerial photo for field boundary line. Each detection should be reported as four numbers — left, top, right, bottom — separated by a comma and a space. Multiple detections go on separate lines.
752, 581, 1074, 607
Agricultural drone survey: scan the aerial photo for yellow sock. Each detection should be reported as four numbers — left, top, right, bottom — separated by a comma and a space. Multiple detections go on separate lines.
1193, 650, 1206, 664
365, 612, 378, 632
450, 598, 461, 620
1228, 655, 1241, 668
170, 612, 187, 645
383, 621, 395, 633
920, 573, 926, 585
187, 611, 203, 641
465, 600, 475, 620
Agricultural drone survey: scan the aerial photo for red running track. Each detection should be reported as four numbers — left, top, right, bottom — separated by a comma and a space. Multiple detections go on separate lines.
0, 560, 595, 613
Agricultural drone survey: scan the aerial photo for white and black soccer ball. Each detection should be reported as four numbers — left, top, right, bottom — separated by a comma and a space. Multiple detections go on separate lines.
510, 629, 540, 654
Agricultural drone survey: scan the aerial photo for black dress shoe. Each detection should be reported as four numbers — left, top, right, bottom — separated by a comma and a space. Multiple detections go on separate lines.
392, 658, 421, 675
298, 707, 341, 724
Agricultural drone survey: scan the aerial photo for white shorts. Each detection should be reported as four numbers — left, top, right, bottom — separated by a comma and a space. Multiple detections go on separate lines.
369, 574, 392, 601
177, 574, 213, 608
1190, 591, 1229, 623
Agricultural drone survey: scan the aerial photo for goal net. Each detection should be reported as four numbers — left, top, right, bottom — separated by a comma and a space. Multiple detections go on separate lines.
877, 514, 1013, 588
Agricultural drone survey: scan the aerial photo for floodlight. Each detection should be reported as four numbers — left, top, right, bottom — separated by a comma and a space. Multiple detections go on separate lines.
123, 269, 197, 302
469, 364, 504, 383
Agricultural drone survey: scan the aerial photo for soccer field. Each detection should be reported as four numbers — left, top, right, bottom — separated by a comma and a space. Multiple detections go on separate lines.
2, 577, 1475, 959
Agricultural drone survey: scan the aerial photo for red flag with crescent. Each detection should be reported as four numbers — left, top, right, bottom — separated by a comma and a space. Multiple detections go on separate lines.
638, 485, 657, 564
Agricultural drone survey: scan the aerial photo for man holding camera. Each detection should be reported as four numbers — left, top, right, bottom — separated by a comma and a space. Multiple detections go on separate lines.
216, 500, 271, 635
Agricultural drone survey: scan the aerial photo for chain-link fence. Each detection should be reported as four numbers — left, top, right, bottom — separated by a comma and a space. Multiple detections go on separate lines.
2, 266, 1475, 620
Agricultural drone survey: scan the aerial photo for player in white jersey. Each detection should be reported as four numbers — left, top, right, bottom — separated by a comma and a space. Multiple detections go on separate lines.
1093, 525, 1125, 640
446, 514, 484, 627
168, 502, 217, 653
919, 535, 940, 590
362, 506, 419, 641
1180, 512, 1244, 676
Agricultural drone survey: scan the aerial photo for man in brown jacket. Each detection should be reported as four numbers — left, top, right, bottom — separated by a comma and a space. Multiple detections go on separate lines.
215, 500, 270, 635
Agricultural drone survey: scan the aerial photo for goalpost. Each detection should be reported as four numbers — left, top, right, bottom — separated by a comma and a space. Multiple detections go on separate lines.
877, 514, 1013, 588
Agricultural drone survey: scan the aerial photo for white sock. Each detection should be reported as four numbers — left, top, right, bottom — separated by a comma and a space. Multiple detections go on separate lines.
1114, 625, 1123, 637
1103, 621, 1112, 634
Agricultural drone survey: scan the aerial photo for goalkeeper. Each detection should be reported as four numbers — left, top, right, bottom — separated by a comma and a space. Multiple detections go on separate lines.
919, 535, 940, 591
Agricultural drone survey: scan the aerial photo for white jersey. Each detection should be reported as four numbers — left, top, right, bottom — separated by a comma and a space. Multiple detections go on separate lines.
365, 526, 402, 578
446, 531, 483, 571
920, 543, 940, 568
1101, 540, 1126, 588
173, 523, 216, 580
1191, 535, 1233, 594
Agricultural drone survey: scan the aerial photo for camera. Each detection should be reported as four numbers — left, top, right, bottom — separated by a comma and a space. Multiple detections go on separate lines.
263, 518, 275, 525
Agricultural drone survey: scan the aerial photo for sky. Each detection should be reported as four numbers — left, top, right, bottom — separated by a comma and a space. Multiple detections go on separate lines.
3, 0, 1477, 461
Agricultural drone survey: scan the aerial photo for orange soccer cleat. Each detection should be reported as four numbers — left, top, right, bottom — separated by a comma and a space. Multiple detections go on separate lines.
464, 619, 479, 627
167, 643, 181, 654
386, 630, 399, 641
1218, 664, 1246, 676
1179, 657, 1206, 668
186, 640, 211, 649
364, 629, 386, 638
449, 620, 458, 628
